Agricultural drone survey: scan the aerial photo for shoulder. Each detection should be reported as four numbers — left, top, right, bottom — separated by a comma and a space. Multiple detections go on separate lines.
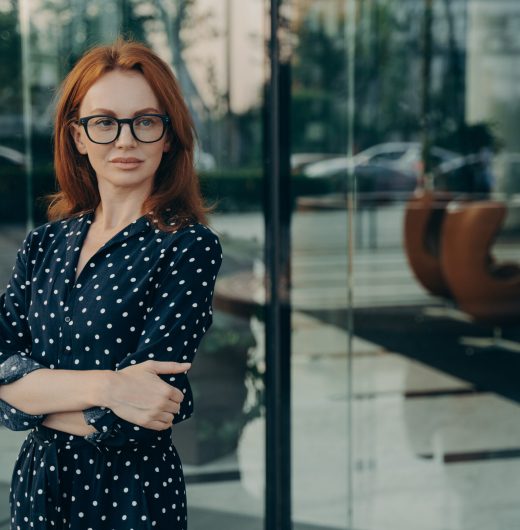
157, 222, 222, 278
18, 215, 78, 254
19, 213, 91, 254
160, 221, 222, 255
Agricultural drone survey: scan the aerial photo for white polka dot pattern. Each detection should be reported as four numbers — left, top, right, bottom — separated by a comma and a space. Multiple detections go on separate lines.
1, 210, 223, 529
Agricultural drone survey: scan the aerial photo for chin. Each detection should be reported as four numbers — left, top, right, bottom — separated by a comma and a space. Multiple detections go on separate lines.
99, 168, 150, 182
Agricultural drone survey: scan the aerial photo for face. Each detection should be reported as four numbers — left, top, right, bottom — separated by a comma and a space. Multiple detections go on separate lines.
71, 69, 170, 197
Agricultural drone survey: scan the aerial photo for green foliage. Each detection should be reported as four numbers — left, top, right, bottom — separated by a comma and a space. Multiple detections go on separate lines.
291, 15, 347, 154
0, 5, 22, 136
437, 121, 504, 155
0, 160, 55, 223
292, 17, 345, 93
291, 90, 347, 154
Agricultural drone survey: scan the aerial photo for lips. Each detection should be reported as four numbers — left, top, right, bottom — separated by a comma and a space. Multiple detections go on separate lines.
109, 157, 144, 170
110, 157, 144, 163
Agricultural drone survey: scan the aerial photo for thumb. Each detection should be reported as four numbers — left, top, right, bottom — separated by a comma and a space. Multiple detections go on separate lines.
149, 361, 192, 374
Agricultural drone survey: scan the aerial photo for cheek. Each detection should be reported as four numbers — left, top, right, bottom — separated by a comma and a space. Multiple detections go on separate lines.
84, 146, 109, 169
147, 145, 167, 166
86, 143, 104, 155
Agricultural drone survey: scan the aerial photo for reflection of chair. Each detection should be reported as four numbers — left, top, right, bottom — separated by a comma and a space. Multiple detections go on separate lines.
441, 200, 520, 352
404, 190, 453, 298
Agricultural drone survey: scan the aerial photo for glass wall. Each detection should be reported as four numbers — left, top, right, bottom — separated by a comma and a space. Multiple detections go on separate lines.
2, 0, 520, 529
0, 0, 266, 528
0, 2, 30, 523
289, 1, 349, 529
291, 0, 520, 529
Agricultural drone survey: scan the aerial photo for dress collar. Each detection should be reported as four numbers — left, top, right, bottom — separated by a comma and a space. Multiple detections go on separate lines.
80, 209, 154, 246
63, 210, 155, 293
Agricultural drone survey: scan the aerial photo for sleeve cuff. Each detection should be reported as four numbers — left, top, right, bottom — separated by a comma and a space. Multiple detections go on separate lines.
0, 355, 47, 430
0, 398, 45, 431
0, 354, 46, 385
83, 406, 126, 446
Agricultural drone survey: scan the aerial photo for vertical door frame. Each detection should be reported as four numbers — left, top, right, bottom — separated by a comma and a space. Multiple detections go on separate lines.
264, 0, 292, 529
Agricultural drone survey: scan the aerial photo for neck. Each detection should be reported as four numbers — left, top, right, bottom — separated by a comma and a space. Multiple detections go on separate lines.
94, 183, 152, 231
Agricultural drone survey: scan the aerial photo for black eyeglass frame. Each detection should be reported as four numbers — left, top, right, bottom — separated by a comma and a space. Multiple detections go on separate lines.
77, 113, 171, 144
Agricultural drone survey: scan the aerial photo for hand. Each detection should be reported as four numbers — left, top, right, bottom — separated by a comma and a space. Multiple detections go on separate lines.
105, 360, 190, 431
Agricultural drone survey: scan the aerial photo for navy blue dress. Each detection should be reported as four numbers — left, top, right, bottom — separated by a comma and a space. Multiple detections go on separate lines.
0, 210, 222, 529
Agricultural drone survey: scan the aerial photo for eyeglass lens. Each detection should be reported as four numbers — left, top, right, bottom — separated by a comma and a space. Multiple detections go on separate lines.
86, 115, 165, 143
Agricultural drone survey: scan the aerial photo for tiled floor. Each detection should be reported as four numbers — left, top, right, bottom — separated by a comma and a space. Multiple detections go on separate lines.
183, 313, 520, 530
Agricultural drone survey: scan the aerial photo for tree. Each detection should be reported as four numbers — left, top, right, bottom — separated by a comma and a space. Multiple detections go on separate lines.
0, 3, 23, 147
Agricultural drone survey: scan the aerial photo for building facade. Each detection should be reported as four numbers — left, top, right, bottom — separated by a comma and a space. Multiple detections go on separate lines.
0, 1, 520, 529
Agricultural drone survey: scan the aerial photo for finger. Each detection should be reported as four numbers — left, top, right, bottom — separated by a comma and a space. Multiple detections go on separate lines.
153, 397, 180, 415
149, 361, 191, 374
148, 378, 184, 404
168, 387, 184, 403
158, 412, 175, 424
167, 400, 181, 415
157, 398, 181, 415
147, 420, 173, 432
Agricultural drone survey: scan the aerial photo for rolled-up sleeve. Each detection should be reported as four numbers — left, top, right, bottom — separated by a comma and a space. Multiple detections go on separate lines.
83, 227, 222, 447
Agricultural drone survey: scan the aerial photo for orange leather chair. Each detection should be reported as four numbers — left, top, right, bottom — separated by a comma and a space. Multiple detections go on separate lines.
404, 190, 453, 298
440, 200, 520, 351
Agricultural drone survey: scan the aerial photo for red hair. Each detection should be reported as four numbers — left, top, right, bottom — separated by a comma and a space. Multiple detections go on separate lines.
46, 38, 213, 231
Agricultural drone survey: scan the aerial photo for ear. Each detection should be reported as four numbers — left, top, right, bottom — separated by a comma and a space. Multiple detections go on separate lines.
70, 122, 88, 155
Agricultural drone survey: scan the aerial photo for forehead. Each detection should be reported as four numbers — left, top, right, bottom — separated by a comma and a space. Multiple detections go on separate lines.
80, 69, 161, 115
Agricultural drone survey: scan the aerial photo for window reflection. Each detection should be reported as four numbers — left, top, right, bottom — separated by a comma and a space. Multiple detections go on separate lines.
0, 1, 266, 528
292, 1, 520, 529
1, 0, 520, 528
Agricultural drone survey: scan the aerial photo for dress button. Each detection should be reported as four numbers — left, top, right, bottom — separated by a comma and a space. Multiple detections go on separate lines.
64, 316, 71, 323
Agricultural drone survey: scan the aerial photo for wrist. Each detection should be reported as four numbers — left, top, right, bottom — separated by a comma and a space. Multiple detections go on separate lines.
88, 370, 116, 409
43, 411, 97, 436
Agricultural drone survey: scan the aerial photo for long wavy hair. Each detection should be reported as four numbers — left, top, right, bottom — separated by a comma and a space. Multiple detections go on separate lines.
46, 38, 213, 231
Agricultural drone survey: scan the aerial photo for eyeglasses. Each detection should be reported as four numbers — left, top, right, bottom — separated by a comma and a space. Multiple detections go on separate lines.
78, 114, 171, 144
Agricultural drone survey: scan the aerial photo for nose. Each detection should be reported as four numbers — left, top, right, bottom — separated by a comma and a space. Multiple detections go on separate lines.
115, 122, 137, 147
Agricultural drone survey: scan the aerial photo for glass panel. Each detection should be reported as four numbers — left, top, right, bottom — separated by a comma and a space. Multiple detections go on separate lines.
177, 0, 266, 527
0, 1, 266, 528
0, 0, 27, 229
0, 0, 30, 522
290, 1, 349, 528
349, 1, 520, 529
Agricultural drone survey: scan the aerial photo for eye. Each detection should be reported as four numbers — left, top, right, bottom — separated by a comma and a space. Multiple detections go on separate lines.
134, 116, 159, 128
93, 117, 116, 128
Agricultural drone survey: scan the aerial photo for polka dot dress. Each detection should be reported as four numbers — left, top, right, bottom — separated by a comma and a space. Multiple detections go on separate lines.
0, 210, 222, 529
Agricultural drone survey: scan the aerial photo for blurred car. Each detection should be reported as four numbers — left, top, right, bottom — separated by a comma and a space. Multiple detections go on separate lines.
291, 152, 343, 174
0, 145, 25, 167
302, 142, 460, 201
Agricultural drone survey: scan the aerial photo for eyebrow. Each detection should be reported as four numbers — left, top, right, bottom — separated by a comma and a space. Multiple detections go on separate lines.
87, 107, 163, 116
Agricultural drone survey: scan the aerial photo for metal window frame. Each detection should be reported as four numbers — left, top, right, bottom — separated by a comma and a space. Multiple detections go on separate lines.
264, 0, 292, 529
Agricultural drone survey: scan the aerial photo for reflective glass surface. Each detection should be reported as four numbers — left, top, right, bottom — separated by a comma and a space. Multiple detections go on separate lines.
0, 1, 266, 528
290, 1, 520, 529
1, 0, 520, 529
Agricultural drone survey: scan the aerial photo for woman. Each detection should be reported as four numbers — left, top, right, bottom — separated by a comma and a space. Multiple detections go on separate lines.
0, 38, 222, 529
